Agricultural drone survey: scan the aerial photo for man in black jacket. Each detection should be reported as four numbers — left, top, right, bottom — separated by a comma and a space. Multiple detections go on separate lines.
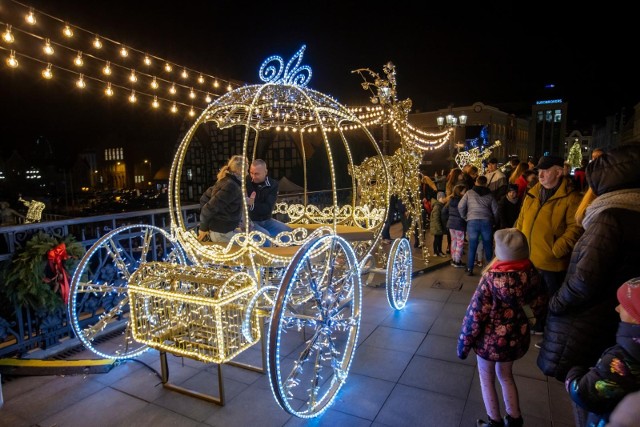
246, 159, 292, 241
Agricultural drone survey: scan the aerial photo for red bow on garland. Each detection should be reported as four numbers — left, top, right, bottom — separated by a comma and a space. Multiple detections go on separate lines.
45, 243, 71, 304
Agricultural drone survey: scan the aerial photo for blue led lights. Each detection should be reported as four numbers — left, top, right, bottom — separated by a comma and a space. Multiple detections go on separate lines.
259, 45, 312, 87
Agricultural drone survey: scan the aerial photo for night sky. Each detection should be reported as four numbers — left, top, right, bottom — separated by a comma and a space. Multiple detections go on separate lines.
1, 0, 637, 164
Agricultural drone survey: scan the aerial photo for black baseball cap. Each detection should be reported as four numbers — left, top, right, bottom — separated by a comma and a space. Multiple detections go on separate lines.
535, 155, 564, 170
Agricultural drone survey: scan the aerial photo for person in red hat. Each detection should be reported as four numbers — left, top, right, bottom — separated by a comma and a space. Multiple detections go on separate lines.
564, 277, 640, 427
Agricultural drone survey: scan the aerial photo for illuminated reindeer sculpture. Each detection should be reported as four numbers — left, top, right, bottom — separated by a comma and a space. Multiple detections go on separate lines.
351, 62, 451, 258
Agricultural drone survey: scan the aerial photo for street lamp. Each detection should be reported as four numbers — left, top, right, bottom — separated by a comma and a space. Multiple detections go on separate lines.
437, 112, 467, 129
436, 107, 467, 167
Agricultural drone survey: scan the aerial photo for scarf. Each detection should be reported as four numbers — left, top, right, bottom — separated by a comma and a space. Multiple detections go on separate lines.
582, 189, 640, 229
490, 259, 532, 272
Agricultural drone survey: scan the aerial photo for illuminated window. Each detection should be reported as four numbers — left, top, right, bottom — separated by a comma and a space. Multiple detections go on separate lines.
187, 168, 193, 181
104, 147, 124, 161
554, 110, 562, 122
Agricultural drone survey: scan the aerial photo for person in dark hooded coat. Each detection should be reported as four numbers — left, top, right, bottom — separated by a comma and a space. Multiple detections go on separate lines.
536, 144, 640, 426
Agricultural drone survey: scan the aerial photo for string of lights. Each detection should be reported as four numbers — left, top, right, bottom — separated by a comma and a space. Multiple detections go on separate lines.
0, 1, 457, 143
0, 0, 239, 116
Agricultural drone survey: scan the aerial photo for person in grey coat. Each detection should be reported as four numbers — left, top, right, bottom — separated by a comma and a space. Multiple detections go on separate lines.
459, 175, 499, 276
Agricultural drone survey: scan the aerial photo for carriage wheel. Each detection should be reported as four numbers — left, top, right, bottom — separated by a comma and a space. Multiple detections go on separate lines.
268, 234, 362, 418
386, 237, 412, 310
68, 224, 185, 359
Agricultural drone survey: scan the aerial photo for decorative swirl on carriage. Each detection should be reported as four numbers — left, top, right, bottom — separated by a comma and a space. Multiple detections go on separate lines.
259, 45, 312, 87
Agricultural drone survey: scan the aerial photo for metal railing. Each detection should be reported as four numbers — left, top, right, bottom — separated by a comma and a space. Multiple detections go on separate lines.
0, 188, 357, 358
0, 204, 200, 358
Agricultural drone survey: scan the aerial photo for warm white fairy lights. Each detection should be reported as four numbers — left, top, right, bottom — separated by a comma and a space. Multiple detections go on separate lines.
0, 0, 240, 117
6, 50, 18, 68
25, 8, 36, 25
76, 73, 86, 88
3, 25, 15, 43
42, 63, 52, 79
62, 23, 73, 38
43, 38, 54, 55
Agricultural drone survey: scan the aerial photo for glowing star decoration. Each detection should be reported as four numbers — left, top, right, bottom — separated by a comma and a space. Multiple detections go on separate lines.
259, 45, 312, 87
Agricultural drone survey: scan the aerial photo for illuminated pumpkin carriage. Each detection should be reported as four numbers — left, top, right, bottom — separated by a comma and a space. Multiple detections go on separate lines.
68, 46, 414, 418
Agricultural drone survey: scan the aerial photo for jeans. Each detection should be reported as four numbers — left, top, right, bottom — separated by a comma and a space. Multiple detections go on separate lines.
209, 230, 236, 243
252, 219, 292, 246
466, 219, 493, 271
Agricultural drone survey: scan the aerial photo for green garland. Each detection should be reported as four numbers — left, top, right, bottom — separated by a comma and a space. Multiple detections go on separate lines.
0, 232, 85, 313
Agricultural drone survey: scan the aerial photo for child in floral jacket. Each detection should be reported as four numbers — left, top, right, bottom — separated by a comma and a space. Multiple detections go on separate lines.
457, 228, 547, 427
565, 277, 640, 427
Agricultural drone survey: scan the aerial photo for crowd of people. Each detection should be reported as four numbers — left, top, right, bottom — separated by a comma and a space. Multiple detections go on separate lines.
447, 145, 640, 427
198, 147, 640, 427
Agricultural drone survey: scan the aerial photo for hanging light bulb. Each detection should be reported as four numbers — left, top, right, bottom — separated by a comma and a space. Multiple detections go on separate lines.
189, 88, 196, 99
213, 80, 219, 88
43, 39, 54, 55
105, 82, 113, 96
144, 55, 151, 66
181, 68, 188, 78
169, 84, 176, 95
63, 24, 73, 38
103, 61, 112, 75
42, 63, 53, 79
25, 8, 36, 25
152, 96, 159, 108
3, 25, 14, 43
189, 107, 196, 117
76, 74, 86, 89
205, 93, 212, 103
120, 46, 128, 57
198, 74, 205, 84
227, 83, 233, 92
129, 90, 137, 103
163, 63, 172, 73
74, 51, 83, 67
150, 77, 159, 89
6, 51, 18, 68
170, 102, 177, 113
129, 70, 137, 83
93, 36, 102, 49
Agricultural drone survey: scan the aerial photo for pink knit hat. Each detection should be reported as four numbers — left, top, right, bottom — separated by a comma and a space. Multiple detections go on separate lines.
617, 277, 640, 323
